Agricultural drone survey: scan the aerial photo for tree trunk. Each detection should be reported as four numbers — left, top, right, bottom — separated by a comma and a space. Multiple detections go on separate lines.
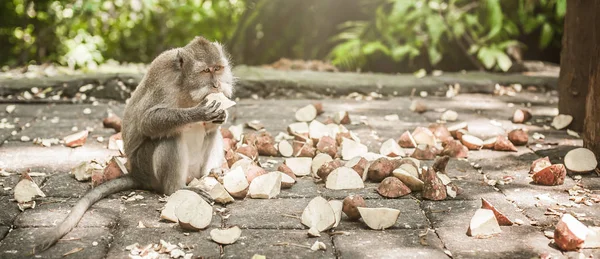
583, 2, 600, 165
557, 1, 595, 132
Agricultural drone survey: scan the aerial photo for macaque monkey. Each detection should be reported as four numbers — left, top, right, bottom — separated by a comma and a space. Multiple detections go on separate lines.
36, 36, 234, 252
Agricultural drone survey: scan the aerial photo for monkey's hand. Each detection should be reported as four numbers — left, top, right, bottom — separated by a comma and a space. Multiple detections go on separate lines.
193, 100, 225, 122
211, 110, 228, 124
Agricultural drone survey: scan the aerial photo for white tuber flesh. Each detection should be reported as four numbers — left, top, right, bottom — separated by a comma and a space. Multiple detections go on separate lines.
160, 190, 197, 222
210, 226, 242, 245
295, 104, 318, 122
358, 207, 400, 230
379, 138, 405, 157
551, 114, 573, 130
223, 167, 249, 198
564, 148, 598, 173
341, 138, 368, 160
248, 172, 282, 199
285, 157, 313, 176
301, 196, 336, 232
325, 167, 365, 190
328, 200, 343, 228
278, 140, 294, 157
312, 153, 333, 177
174, 190, 213, 231
205, 93, 236, 110
467, 209, 502, 237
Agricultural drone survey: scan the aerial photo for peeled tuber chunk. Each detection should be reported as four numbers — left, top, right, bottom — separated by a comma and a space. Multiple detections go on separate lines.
507, 129, 528, 146
564, 148, 598, 173
358, 207, 400, 230
554, 214, 589, 251
341, 138, 368, 160
379, 138, 405, 157
466, 209, 502, 237
530, 156, 552, 174
301, 196, 336, 232
532, 164, 566, 186
481, 198, 513, 226
175, 191, 214, 231
325, 167, 364, 190
210, 226, 242, 245
248, 171, 282, 199
295, 104, 318, 122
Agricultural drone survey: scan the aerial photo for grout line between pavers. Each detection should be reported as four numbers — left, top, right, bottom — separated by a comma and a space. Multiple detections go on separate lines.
419, 199, 453, 259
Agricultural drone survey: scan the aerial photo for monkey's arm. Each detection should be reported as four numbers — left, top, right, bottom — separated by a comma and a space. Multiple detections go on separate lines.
141, 100, 224, 137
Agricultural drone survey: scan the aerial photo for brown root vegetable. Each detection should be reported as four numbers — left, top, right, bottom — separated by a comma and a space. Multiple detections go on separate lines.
335, 132, 352, 146
448, 122, 468, 139
428, 123, 453, 143
409, 100, 427, 113
412, 127, 436, 146
287, 122, 310, 138
422, 167, 447, 201
174, 191, 213, 231
248, 171, 282, 199
481, 198, 513, 226
313, 102, 324, 115
223, 167, 249, 199
379, 138, 405, 157
311, 153, 333, 178
377, 177, 411, 198
493, 136, 518, 152
345, 156, 368, 179
293, 140, 317, 157
333, 111, 351, 124
432, 156, 450, 174
64, 130, 89, 148
220, 127, 234, 139
507, 129, 528, 146
512, 109, 532, 124
460, 135, 483, 150
554, 214, 589, 251
244, 164, 268, 183
397, 131, 417, 148
316, 136, 338, 158
223, 138, 237, 152
358, 207, 400, 230
256, 132, 278, 157
455, 129, 468, 141
367, 158, 396, 182
482, 138, 497, 149
93, 157, 127, 187
441, 140, 469, 158
317, 160, 344, 180
530, 156, 552, 174
237, 145, 259, 161
411, 144, 439, 160
342, 195, 366, 220
225, 149, 244, 168
280, 172, 296, 188
295, 104, 318, 122
102, 114, 122, 132
277, 163, 297, 182
532, 164, 566, 186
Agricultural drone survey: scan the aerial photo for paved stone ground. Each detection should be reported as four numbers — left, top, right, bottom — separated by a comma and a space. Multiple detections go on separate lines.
0, 90, 598, 259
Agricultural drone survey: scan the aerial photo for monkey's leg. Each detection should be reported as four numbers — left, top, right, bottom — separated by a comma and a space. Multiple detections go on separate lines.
153, 138, 188, 195
200, 129, 225, 177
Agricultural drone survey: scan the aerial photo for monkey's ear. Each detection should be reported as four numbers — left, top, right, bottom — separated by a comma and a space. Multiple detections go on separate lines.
175, 50, 184, 70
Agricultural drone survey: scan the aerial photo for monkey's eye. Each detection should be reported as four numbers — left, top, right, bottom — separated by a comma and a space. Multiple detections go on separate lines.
214, 66, 222, 71
202, 68, 211, 73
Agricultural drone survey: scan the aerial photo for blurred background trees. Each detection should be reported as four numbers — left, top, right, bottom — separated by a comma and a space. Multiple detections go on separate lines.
0, 0, 565, 73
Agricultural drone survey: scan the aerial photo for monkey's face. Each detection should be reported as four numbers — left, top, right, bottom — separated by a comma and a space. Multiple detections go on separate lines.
177, 37, 234, 103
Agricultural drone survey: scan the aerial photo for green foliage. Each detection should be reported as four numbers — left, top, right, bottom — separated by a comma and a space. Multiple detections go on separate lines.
329, 0, 566, 71
0, 0, 244, 68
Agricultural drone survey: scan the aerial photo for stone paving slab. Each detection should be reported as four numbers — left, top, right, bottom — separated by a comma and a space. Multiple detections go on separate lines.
333, 229, 448, 259
117, 191, 222, 229
435, 225, 562, 259
0, 227, 111, 259
336, 199, 429, 230
222, 229, 335, 259
423, 198, 529, 229
107, 227, 221, 259
0, 93, 598, 258
13, 198, 121, 228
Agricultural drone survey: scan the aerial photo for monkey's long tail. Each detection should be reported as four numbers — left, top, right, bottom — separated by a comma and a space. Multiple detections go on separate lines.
34, 176, 139, 253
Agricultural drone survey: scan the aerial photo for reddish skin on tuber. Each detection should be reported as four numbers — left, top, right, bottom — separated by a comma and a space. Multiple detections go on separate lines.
532, 164, 566, 186
441, 140, 468, 158
255, 132, 278, 157
292, 140, 317, 158
277, 164, 297, 182
237, 145, 259, 161
493, 136, 518, 152
422, 168, 447, 201
313, 102, 324, 115
316, 160, 344, 180
342, 195, 366, 220
316, 136, 338, 158
530, 156, 552, 174
512, 109, 532, 124
411, 144, 440, 160
367, 158, 396, 182
397, 131, 416, 148
102, 115, 122, 133
220, 128, 234, 139
428, 123, 453, 143
481, 198, 513, 226
507, 129, 528, 146
377, 177, 412, 198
